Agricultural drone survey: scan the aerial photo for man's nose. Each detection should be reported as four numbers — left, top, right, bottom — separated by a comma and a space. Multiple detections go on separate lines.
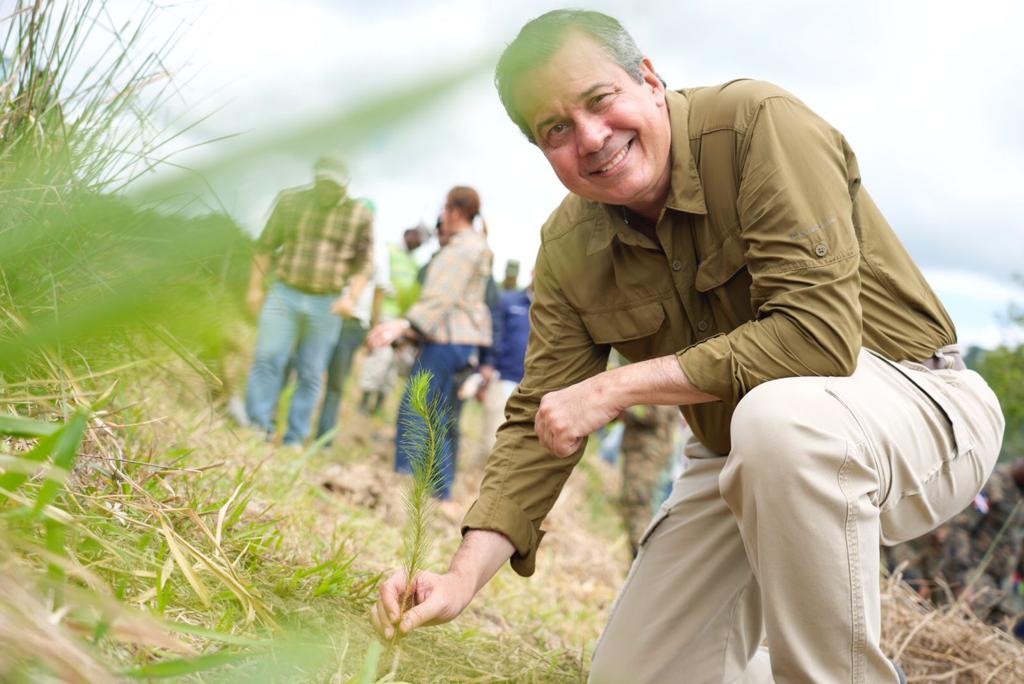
575, 114, 611, 154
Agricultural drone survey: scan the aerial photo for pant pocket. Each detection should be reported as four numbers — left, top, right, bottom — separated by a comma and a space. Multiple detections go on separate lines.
865, 349, 975, 461
637, 506, 672, 549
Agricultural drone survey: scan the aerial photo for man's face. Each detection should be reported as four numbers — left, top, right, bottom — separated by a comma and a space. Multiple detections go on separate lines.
403, 229, 424, 252
513, 32, 672, 211
314, 178, 344, 206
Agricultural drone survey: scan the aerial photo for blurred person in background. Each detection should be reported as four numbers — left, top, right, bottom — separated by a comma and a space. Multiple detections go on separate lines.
475, 273, 532, 465
272, 198, 377, 444
501, 259, 520, 291
243, 156, 373, 446
313, 200, 379, 443
619, 404, 680, 557
357, 225, 427, 416
367, 186, 493, 500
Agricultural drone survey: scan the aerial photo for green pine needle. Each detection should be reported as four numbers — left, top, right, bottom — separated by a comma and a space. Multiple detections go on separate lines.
394, 370, 449, 638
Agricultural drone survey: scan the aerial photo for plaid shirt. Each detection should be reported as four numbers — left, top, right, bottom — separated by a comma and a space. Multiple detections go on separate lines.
256, 187, 373, 294
407, 229, 493, 346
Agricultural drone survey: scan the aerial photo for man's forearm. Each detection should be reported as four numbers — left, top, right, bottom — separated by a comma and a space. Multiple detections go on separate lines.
347, 272, 371, 302
248, 254, 272, 292
605, 354, 718, 408
449, 529, 515, 595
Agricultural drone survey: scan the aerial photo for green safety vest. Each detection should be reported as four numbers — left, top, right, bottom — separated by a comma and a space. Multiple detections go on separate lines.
382, 243, 420, 317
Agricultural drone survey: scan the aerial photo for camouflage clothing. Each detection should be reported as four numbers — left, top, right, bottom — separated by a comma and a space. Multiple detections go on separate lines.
940, 463, 1024, 625
620, 404, 680, 555
884, 533, 945, 599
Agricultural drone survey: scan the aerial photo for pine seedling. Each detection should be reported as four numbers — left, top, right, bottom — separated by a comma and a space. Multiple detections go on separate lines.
394, 371, 449, 639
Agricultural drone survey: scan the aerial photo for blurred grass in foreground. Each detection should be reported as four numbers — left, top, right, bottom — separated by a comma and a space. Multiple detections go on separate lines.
0, 1, 582, 681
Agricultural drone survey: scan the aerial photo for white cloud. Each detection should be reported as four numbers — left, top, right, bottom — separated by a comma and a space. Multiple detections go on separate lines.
109, 0, 1024, 332
922, 269, 1023, 348
923, 269, 1024, 305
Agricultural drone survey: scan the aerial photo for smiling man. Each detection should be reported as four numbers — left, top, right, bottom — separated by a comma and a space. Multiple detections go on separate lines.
370, 10, 1005, 683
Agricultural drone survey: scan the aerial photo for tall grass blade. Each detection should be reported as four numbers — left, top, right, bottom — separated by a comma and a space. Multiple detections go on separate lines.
121, 650, 254, 679
32, 409, 87, 513
0, 413, 60, 437
0, 423, 62, 494
356, 640, 384, 684
158, 515, 212, 608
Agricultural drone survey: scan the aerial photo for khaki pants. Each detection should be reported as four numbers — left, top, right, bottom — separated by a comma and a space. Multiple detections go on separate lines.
590, 349, 1004, 684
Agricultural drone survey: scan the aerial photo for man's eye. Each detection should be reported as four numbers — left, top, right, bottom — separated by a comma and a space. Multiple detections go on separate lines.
591, 93, 613, 108
546, 123, 569, 143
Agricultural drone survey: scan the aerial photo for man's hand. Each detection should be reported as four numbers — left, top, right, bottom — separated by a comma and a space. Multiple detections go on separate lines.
535, 356, 717, 458
245, 288, 265, 318
536, 373, 624, 458
367, 319, 411, 349
369, 530, 514, 638
476, 365, 497, 402
331, 294, 355, 318
369, 568, 475, 639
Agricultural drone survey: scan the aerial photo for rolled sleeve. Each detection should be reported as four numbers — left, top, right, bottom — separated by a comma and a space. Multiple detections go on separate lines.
462, 242, 608, 576
462, 492, 545, 576
678, 95, 863, 405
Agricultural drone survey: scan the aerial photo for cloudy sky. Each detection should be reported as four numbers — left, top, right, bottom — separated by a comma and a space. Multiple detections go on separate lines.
115, 0, 1022, 347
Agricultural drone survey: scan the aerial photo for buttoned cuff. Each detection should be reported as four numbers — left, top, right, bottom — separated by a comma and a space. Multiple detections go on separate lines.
676, 333, 738, 405
461, 495, 546, 577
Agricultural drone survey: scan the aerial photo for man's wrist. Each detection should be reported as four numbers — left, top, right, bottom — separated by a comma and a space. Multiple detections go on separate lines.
448, 529, 515, 595
599, 365, 634, 414
603, 355, 714, 408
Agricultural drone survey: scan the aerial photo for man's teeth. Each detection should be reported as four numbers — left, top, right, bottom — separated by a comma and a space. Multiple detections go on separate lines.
597, 142, 629, 173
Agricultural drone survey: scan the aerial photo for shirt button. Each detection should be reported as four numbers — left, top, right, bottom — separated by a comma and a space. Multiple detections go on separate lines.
697, 320, 709, 332
814, 243, 828, 257
671, 259, 683, 272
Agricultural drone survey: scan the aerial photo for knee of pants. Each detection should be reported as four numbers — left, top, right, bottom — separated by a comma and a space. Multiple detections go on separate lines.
293, 366, 323, 387
725, 377, 842, 495
252, 349, 288, 373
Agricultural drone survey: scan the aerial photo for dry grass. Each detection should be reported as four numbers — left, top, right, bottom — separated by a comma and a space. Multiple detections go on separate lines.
7, 345, 1024, 682
882, 571, 1024, 682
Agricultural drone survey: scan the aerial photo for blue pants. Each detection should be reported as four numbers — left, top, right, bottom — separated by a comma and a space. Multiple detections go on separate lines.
245, 281, 341, 445
316, 318, 368, 441
394, 342, 474, 500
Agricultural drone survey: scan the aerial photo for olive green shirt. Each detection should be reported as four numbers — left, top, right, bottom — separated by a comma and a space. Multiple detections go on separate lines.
463, 80, 956, 576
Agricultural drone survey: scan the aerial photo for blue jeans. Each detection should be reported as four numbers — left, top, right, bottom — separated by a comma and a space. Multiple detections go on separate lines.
245, 281, 341, 445
316, 318, 368, 441
394, 342, 474, 500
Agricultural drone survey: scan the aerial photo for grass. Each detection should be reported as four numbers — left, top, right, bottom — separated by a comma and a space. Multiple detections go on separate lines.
0, 350, 620, 681
0, 9, 534, 676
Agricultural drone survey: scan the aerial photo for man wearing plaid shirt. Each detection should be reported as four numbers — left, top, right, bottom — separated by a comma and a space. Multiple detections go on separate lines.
244, 156, 374, 445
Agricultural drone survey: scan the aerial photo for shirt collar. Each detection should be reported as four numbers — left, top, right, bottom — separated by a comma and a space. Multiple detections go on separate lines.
586, 89, 707, 256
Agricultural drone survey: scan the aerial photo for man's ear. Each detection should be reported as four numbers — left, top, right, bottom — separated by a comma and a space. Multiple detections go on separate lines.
640, 57, 664, 95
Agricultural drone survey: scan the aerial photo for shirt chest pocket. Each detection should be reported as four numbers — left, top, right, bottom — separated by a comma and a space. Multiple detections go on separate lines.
694, 233, 754, 326
580, 301, 667, 363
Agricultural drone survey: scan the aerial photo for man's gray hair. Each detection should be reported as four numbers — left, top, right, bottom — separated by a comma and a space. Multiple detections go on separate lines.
495, 9, 645, 144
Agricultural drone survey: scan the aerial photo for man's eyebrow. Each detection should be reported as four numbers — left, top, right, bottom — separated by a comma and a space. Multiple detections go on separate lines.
533, 82, 617, 134
579, 82, 615, 101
